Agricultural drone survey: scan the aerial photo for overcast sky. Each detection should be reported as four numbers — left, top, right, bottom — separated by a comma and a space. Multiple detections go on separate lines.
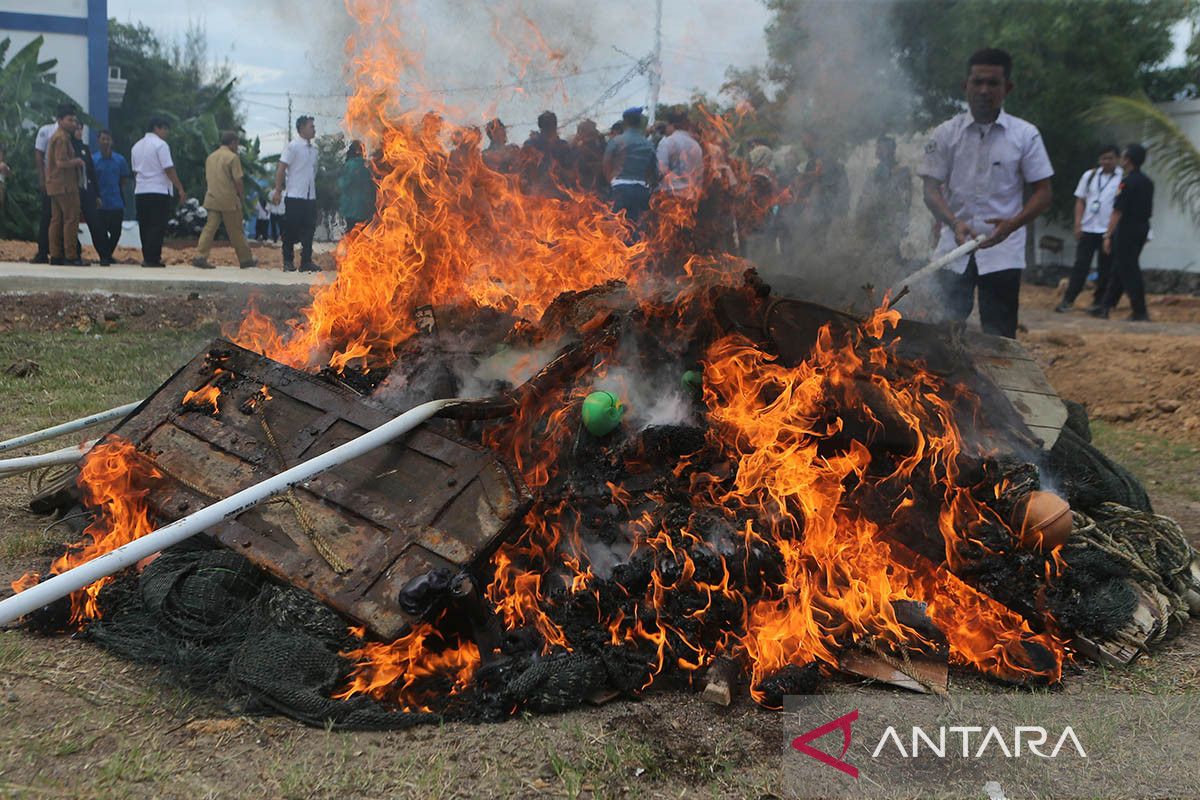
108, 0, 773, 154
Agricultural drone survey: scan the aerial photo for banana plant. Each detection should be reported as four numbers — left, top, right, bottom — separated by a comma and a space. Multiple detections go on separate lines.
0, 36, 100, 239
1086, 95, 1200, 226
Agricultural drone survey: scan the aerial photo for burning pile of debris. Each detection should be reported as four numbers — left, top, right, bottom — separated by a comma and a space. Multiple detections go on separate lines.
4, 271, 1197, 726
2, 18, 1198, 724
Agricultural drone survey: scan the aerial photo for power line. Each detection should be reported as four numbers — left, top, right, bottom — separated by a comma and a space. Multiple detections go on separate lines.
236, 62, 631, 101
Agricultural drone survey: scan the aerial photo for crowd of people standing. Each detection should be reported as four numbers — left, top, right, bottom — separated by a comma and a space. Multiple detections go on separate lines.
30, 105, 320, 271
26, 62, 1158, 331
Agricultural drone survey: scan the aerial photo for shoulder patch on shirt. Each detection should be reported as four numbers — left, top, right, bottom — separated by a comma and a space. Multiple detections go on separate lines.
924, 141, 937, 154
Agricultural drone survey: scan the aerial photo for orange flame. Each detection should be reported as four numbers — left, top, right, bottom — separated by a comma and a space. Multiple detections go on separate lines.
335, 620, 480, 711
11, 438, 161, 626
699, 307, 1064, 694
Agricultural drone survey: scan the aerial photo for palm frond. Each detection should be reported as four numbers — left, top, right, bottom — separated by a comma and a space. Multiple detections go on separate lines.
1085, 95, 1200, 226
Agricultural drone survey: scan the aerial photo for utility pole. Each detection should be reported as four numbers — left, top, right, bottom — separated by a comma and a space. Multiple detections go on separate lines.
646, 0, 663, 127
287, 92, 293, 143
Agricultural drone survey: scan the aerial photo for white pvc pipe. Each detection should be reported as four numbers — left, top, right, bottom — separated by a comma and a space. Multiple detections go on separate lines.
0, 398, 462, 627
889, 235, 987, 297
0, 402, 141, 455
0, 439, 98, 478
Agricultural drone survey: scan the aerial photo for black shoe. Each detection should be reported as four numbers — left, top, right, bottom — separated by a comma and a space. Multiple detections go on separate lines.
49, 257, 66, 266
141, 261, 165, 268
99, 258, 112, 266
1054, 302, 1072, 313
1129, 313, 1151, 322
65, 259, 89, 267
282, 262, 297, 272
1088, 306, 1109, 319
1085, 303, 1105, 314
299, 262, 320, 272
31, 254, 49, 264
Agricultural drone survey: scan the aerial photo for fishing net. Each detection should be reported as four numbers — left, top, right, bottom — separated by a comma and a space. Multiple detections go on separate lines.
82, 542, 656, 728
86, 545, 438, 729
1046, 401, 1152, 514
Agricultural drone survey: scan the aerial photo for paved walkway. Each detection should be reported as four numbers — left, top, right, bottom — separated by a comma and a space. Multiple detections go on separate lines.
0, 261, 325, 294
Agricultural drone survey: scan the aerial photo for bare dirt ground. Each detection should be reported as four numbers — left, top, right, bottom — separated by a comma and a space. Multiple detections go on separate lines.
0, 238, 337, 271
0, 281, 1198, 798
1020, 283, 1200, 445
0, 290, 311, 338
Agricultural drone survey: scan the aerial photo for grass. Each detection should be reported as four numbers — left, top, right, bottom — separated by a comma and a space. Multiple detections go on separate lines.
1091, 421, 1200, 502
0, 328, 216, 438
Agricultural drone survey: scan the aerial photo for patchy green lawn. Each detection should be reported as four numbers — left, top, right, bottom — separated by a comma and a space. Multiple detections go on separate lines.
1091, 421, 1200, 504
0, 329, 217, 436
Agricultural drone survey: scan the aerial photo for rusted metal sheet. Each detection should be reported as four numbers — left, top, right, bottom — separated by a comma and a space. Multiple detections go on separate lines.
41, 339, 531, 640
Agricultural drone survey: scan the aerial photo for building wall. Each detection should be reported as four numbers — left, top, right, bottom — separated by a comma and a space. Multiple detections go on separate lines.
0, 0, 108, 132
1041, 99, 1200, 273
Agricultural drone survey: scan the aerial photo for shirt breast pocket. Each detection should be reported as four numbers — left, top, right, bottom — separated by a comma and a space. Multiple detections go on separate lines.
989, 141, 1023, 202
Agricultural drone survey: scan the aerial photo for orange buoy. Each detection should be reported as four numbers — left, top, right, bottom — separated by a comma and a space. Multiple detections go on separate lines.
1012, 491, 1073, 551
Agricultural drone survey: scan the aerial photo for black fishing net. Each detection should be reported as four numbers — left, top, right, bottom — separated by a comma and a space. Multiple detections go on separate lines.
80, 542, 667, 729
1046, 401, 1152, 514
85, 545, 437, 729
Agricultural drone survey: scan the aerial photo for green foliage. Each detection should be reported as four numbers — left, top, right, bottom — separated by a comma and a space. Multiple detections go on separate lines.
1086, 94, 1200, 225
757, 0, 1200, 220
314, 132, 346, 218
0, 36, 97, 239
107, 19, 265, 201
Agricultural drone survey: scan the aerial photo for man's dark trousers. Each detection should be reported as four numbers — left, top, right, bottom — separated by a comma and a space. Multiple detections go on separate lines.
34, 192, 52, 260
79, 191, 106, 261
938, 255, 1022, 338
135, 193, 172, 265
1062, 232, 1114, 307
99, 209, 124, 259
1101, 224, 1149, 318
611, 183, 651, 224
282, 197, 317, 267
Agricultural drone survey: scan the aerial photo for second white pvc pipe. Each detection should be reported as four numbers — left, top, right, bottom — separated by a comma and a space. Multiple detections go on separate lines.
0, 440, 98, 478
0, 402, 141, 455
0, 398, 462, 626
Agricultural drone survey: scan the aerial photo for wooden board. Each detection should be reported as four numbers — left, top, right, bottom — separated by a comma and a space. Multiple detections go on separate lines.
962, 330, 1068, 451
39, 340, 531, 640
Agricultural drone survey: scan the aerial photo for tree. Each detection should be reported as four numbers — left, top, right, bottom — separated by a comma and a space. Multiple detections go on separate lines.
0, 36, 97, 239
1087, 94, 1200, 225
106, 20, 267, 222
759, 0, 1200, 219
107, 20, 246, 193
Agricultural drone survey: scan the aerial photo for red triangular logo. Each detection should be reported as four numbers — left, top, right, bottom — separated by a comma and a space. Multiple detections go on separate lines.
791, 709, 859, 778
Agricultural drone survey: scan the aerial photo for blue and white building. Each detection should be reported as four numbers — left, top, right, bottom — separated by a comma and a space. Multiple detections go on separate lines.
0, 0, 110, 135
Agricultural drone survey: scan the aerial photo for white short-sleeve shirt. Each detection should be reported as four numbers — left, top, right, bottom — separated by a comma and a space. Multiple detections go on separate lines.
131, 132, 176, 195
1073, 166, 1123, 234
918, 109, 1054, 274
280, 137, 318, 200
655, 130, 705, 199
35, 122, 59, 182
35, 122, 59, 154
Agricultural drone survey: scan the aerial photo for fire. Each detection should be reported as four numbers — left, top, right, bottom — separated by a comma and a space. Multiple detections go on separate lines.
699, 308, 1064, 693
233, 13, 648, 373
182, 365, 229, 415
11, 438, 161, 625
19, 1, 1073, 712
336, 620, 480, 711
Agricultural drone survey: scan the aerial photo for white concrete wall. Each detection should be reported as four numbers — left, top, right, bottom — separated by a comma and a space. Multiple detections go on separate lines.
26, 0, 87, 17
1041, 99, 1200, 273
2, 0, 91, 123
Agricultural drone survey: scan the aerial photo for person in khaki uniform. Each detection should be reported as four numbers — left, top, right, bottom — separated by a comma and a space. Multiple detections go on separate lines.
193, 131, 256, 269
45, 109, 87, 266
